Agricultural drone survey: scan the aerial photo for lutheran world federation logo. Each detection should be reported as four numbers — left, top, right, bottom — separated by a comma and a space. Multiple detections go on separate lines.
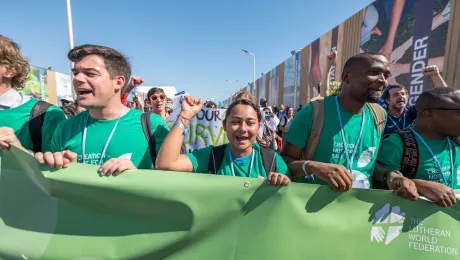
370, 203, 405, 245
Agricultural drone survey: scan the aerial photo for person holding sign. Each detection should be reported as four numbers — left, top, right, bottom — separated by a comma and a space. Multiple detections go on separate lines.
156, 96, 291, 186
377, 87, 460, 207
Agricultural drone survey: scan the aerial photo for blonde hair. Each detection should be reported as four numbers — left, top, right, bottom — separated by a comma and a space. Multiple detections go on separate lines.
0, 35, 30, 89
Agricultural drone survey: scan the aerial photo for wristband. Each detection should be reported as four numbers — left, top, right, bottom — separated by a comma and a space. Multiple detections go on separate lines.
302, 160, 315, 180
383, 170, 403, 183
179, 114, 191, 121
174, 121, 189, 135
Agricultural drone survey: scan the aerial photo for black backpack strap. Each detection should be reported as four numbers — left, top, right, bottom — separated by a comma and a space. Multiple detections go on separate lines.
260, 146, 276, 176
29, 101, 52, 152
396, 129, 419, 179
141, 112, 156, 162
208, 144, 227, 174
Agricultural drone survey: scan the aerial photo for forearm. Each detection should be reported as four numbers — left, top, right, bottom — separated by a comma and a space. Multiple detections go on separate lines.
386, 0, 406, 45
412, 179, 430, 189
321, 66, 333, 97
155, 116, 188, 169
431, 75, 447, 88
283, 157, 320, 179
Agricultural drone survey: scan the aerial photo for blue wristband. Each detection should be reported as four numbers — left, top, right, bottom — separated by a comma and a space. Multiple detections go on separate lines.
174, 121, 189, 135
302, 160, 315, 180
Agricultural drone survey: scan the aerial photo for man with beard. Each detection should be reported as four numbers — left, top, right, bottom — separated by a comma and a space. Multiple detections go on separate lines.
281, 52, 417, 199
383, 65, 447, 136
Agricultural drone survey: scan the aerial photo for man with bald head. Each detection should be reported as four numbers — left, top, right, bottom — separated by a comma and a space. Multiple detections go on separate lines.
378, 87, 460, 207
282, 51, 416, 198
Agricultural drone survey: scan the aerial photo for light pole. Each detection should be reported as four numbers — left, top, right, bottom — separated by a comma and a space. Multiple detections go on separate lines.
242, 49, 256, 93
66, 0, 76, 98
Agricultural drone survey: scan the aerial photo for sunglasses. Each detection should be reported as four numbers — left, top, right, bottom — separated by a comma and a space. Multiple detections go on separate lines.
150, 94, 166, 101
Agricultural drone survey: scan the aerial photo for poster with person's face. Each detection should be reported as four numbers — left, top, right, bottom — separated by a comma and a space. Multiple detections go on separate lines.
21, 66, 48, 101
360, 0, 451, 105
268, 67, 279, 107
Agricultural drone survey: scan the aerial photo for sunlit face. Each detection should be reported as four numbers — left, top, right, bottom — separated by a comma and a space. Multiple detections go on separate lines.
345, 55, 390, 103
224, 104, 259, 154
387, 87, 408, 110
0, 64, 16, 84
149, 92, 166, 114
72, 55, 124, 109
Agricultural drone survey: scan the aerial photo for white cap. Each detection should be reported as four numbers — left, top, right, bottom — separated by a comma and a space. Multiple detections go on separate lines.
60, 96, 73, 102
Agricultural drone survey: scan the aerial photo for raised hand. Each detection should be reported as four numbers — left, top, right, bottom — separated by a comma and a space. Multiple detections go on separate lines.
180, 96, 203, 119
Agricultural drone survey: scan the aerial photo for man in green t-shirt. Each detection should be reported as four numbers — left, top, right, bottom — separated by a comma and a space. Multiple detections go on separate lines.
35, 44, 170, 175
0, 35, 66, 153
378, 88, 460, 207
281, 52, 417, 200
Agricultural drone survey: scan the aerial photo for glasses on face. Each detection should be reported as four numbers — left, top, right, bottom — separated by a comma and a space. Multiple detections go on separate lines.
150, 94, 166, 101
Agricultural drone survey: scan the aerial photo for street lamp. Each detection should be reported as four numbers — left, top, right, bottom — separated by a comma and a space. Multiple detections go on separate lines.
242, 49, 256, 91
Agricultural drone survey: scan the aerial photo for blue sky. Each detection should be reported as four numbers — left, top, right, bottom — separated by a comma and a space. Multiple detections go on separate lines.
1, 0, 373, 101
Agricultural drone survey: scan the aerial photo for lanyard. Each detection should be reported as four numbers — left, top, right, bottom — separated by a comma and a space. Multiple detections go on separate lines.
335, 96, 365, 172
410, 128, 454, 187
388, 113, 406, 130
81, 107, 125, 165
228, 146, 255, 177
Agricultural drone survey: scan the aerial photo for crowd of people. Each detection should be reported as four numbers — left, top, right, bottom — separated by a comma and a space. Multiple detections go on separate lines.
1, 34, 459, 207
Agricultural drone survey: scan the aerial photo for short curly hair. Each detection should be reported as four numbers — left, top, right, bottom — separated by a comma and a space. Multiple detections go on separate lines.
0, 35, 30, 89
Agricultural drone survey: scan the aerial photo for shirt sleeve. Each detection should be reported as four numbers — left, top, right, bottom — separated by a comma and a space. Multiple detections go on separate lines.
284, 103, 313, 148
42, 106, 66, 152
50, 120, 65, 153
185, 146, 213, 173
121, 93, 129, 106
377, 133, 404, 172
150, 113, 171, 155
274, 151, 291, 179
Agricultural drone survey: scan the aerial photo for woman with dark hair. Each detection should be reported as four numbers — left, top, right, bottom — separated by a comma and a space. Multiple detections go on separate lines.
155, 96, 290, 185
147, 87, 167, 119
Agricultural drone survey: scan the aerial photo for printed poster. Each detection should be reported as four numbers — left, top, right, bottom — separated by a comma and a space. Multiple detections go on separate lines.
360, 0, 451, 105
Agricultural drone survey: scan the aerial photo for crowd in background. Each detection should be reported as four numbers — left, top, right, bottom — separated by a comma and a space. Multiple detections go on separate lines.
1, 34, 460, 208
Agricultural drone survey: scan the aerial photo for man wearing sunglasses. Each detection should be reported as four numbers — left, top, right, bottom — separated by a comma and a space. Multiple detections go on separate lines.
382, 65, 447, 136
378, 87, 460, 207
147, 88, 168, 120
34, 44, 170, 175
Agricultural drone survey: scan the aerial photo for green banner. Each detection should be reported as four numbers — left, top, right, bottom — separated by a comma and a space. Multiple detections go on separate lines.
1, 147, 459, 259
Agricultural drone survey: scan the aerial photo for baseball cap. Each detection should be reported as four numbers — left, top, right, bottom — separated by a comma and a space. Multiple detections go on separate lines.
60, 96, 73, 102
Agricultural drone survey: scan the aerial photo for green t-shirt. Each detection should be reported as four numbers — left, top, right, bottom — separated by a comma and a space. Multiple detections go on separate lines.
51, 109, 169, 169
378, 132, 460, 193
185, 143, 291, 179
284, 96, 386, 188
0, 98, 66, 152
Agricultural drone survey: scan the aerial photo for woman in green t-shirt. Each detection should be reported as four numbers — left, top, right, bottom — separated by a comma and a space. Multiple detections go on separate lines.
156, 96, 291, 186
